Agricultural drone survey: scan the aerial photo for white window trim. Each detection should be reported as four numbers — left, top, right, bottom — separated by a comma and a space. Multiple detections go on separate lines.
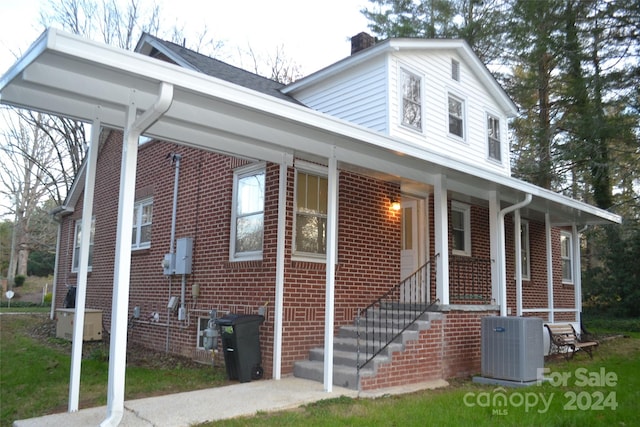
132, 198, 153, 251
451, 201, 471, 257
561, 231, 574, 284
399, 66, 424, 133
520, 220, 531, 281
293, 161, 329, 263
447, 93, 466, 142
72, 217, 95, 273
230, 162, 265, 262
486, 112, 502, 163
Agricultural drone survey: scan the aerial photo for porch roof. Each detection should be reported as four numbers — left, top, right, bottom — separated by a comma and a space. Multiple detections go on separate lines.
1, 29, 621, 226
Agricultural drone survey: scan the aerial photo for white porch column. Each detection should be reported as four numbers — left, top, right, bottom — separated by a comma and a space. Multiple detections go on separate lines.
102, 83, 173, 427
489, 191, 500, 305
324, 147, 338, 392
68, 113, 101, 412
514, 209, 523, 316
545, 213, 554, 323
572, 224, 582, 323
433, 174, 449, 304
272, 155, 290, 379
498, 194, 532, 317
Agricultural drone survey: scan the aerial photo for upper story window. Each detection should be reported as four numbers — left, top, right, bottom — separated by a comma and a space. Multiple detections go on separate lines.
451, 201, 471, 256
294, 164, 328, 260
561, 231, 573, 284
231, 164, 265, 260
451, 59, 460, 82
448, 94, 465, 139
72, 217, 95, 272
520, 220, 531, 280
132, 198, 153, 250
401, 69, 422, 131
487, 114, 501, 161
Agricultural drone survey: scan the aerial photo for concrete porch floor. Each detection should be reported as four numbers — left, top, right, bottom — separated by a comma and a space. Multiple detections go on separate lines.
13, 377, 448, 427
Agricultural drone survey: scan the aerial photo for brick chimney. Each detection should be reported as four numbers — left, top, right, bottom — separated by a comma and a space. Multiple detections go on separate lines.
351, 32, 376, 55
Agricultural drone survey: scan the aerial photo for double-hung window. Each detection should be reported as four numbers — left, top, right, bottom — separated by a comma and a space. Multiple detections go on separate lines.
487, 114, 501, 161
451, 202, 471, 256
231, 164, 265, 260
401, 69, 422, 131
561, 231, 573, 283
448, 95, 464, 139
72, 217, 95, 272
294, 165, 328, 259
132, 198, 153, 250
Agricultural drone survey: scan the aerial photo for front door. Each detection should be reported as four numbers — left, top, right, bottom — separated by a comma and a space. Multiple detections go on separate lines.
400, 199, 420, 302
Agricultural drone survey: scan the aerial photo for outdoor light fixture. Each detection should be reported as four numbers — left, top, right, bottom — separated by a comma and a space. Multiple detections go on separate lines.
390, 199, 401, 211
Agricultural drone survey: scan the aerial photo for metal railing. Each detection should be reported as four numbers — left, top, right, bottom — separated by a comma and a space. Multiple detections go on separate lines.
356, 255, 438, 372
449, 255, 492, 304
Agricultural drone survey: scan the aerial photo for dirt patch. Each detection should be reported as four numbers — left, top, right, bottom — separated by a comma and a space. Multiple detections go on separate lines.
30, 316, 205, 370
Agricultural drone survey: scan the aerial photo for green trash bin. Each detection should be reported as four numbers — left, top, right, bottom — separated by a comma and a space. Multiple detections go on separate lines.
216, 314, 264, 382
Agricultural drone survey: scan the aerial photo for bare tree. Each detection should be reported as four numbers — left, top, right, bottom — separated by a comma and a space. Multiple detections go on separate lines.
0, 111, 62, 282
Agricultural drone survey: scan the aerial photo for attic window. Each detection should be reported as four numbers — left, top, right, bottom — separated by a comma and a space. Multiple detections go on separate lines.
401, 69, 422, 131
451, 59, 460, 82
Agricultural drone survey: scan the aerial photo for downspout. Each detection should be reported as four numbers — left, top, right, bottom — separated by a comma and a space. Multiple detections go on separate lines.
498, 194, 532, 317
101, 82, 173, 427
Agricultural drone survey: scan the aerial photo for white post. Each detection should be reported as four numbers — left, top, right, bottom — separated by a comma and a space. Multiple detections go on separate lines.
572, 224, 582, 323
68, 113, 101, 412
272, 156, 288, 379
488, 191, 500, 305
323, 148, 338, 392
514, 209, 522, 316
545, 213, 554, 323
433, 174, 449, 304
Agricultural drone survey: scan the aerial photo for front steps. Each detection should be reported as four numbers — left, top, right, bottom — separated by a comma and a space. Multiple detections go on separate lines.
293, 309, 441, 390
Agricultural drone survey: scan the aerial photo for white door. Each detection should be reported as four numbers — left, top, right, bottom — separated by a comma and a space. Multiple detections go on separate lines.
400, 199, 419, 302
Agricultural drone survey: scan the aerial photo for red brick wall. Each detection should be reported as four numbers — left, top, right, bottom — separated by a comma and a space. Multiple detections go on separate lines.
359, 309, 499, 391
55, 133, 401, 376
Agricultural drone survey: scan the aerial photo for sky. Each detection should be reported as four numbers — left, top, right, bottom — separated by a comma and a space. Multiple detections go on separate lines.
0, 0, 372, 76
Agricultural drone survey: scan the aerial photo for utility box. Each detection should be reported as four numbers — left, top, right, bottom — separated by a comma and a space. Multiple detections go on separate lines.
56, 308, 103, 341
175, 237, 193, 275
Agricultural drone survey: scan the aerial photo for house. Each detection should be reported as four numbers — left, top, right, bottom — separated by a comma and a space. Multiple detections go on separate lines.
1, 29, 620, 421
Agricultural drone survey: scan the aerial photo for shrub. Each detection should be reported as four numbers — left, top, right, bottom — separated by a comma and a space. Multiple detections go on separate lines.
13, 275, 26, 287
43, 292, 53, 304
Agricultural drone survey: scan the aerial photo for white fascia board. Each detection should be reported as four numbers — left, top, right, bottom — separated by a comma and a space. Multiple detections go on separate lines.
133, 34, 199, 71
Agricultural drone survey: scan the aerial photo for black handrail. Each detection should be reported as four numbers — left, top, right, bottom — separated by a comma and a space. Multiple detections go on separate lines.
356, 255, 439, 375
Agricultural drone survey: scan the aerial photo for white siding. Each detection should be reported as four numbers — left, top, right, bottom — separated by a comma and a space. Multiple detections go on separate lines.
388, 51, 511, 176
292, 57, 388, 133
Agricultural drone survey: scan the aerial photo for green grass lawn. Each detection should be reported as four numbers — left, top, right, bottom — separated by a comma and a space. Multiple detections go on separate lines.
0, 313, 227, 426
201, 333, 640, 426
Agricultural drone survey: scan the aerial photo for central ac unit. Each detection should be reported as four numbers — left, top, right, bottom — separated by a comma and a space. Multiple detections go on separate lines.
481, 316, 543, 382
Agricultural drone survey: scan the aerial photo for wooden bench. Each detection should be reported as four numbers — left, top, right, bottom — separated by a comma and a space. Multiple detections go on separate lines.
545, 323, 598, 360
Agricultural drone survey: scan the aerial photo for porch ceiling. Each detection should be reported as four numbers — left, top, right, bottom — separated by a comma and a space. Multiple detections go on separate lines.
1, 29, 620, 227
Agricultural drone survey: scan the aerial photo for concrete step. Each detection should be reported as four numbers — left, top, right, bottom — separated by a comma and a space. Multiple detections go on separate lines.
308, 348, 391, 369
293, 360, 374, 390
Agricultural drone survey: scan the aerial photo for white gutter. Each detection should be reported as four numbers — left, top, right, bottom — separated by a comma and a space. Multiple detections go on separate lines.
101, 82, 173, 427
498, 194, 532, 317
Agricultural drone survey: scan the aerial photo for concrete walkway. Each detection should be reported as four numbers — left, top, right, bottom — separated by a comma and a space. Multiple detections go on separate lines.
13, 377, 448, 426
